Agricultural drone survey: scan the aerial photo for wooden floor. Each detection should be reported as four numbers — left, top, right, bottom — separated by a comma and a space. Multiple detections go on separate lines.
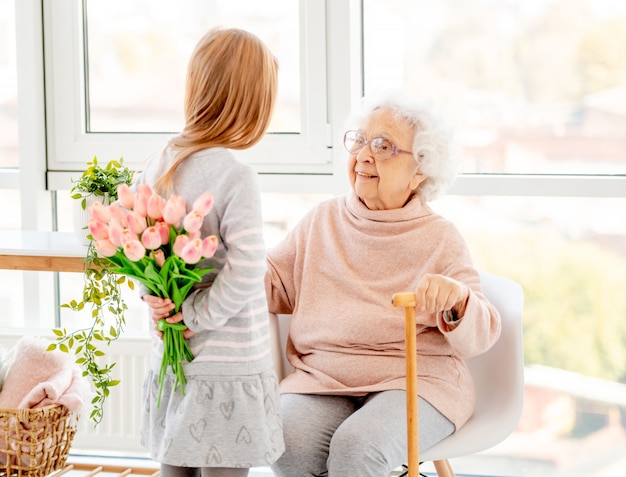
50, 463, 502, 477
53, 464, 160, 477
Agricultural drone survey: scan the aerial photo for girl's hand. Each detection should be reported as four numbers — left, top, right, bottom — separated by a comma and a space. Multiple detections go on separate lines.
160, 311, 195, 340
415, 274, 470, 317
142, 295, 176, 324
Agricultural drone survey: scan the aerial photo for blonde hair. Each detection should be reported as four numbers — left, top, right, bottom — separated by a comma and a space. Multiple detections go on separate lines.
155, 27, 278, 193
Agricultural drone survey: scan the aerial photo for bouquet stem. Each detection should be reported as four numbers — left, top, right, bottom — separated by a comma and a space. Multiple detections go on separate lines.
156, 319, 195, 407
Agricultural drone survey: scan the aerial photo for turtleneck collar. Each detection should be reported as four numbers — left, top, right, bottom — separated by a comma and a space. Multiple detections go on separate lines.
345, 190, 432, 223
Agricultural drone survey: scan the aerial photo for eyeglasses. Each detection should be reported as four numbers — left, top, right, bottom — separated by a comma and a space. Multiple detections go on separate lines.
343, 130, 413, 161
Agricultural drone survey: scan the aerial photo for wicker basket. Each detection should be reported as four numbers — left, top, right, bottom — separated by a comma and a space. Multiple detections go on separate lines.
0, 404, 77, 477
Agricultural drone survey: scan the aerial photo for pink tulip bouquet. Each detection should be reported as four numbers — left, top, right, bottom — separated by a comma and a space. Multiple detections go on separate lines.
88, 183, 218, 406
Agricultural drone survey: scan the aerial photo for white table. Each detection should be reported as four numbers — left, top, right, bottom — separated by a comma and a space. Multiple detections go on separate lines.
0, 230, 87, 273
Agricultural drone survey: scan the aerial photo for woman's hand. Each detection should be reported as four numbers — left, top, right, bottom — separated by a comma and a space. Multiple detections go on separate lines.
415, 274, 470, 317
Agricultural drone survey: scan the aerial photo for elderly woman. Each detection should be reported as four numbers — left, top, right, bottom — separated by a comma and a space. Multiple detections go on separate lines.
265, 90, 501, 476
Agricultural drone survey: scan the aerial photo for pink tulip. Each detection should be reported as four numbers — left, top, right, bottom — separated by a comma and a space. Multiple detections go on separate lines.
141, 226, 162, 250
117, 184, 135, 209
108, 224, 124, 247
123, 240, 146, 262
88, 219, 109, 241
173, 234, 190, 257
163, 195, 187, 227
150, 249, 166, 267
192, 191, 214, 216
127, 211, 148, 235
89, 201, 111, 224
120, 228, 138, 245
133, 191, 148, 217
180, 238, 203, 264
188, 230, 201, 241
183, 210, 203, 233
154, 221, 171, 245
109, 203, 128, 228
147, 193, 166, 221
202, 235, 218, 258
94, 239, 118, 257
137, 183, 153, 201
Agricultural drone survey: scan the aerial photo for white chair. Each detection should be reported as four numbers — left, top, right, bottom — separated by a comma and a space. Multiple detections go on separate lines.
269, 270, 525, 477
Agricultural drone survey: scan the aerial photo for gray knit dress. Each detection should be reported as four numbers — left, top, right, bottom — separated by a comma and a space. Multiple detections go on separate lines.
135, 145, 284, 467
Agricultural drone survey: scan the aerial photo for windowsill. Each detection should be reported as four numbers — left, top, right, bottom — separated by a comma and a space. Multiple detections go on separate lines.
0, 230, 87, 272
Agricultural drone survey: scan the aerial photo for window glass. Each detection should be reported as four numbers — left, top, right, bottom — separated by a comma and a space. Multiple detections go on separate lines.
0, 0, 18, 168
0, 272, 24, 328
363, 0, 626, 175
84, 0, 299, 134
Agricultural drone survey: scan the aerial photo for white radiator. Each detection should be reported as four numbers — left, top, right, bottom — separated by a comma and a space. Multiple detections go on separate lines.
73, 337, 151, 454
0, 334, 151, 456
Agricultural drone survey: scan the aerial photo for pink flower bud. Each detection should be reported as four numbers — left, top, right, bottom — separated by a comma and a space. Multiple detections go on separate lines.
117, 184, 135, 209
123, 240, 146, 262
133, 191, 148, 217
173, 234, 190, 257
150, 249, 166, 267
147, 193, 166, 221
94, 239, 118, 257
141, 226, 163, 250
120, 228, 138, 245
180, 238, 203, 264
202, 235, 218, 258
137, 183, 153, 200
154, 221, 171, 245
108, 224, 124, 247
192, 191, 214, 216
88, 219, 109, 241
89, 201, 111, 224
127, 211, 148, 235
163, 195, 187, 227
109, 203, 128, 228
183, 210, 203, 233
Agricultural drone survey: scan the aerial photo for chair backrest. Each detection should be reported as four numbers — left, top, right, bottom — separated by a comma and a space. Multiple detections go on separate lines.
421, 270, 525, 461
268, 270, 525, 460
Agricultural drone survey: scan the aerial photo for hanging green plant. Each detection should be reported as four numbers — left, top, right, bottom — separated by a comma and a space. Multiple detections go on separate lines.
48, 157, 135, 425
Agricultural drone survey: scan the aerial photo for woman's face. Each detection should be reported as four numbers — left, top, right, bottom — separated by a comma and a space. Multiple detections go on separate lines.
347, 108, 425, 210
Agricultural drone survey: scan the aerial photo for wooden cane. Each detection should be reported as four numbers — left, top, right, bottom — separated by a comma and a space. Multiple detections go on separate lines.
392, 292, 419, 477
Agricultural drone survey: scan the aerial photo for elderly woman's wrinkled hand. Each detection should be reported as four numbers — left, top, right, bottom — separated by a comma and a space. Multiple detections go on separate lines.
415, 273, 470, 317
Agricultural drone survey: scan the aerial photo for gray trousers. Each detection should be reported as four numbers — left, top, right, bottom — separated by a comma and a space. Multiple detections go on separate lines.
271, 390, 454, 477
160, 465, 248, 477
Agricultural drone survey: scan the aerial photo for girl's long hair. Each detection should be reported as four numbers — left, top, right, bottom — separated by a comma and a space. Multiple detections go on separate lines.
154, 27, 278, 194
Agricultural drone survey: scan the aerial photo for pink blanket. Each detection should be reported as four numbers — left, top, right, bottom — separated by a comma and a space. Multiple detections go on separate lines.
0, 336, 87, 412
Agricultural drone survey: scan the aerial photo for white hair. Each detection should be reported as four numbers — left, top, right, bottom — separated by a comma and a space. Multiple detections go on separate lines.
348, 89, 458, 202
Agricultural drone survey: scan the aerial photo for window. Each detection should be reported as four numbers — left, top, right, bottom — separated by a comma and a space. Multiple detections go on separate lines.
0, 0, 18, 170
44, 0, 331, 182
364, 0, 626, 475
363, 0, 626, 176
84, 0, 300, 134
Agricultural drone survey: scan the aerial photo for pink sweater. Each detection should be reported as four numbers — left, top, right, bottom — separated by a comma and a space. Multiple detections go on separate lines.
265, 192, 501, 429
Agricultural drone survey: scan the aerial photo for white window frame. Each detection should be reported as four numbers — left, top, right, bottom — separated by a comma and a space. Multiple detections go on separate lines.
43, 0, 334, 193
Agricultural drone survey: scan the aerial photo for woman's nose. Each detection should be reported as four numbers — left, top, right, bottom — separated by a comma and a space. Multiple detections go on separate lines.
355, 147, 374, 162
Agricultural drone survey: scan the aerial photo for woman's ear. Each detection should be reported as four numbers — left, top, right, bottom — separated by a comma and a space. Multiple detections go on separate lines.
410, 172, 426, 191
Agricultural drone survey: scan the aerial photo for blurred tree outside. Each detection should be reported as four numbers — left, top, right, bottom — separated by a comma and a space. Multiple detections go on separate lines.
463, 222, 626, 384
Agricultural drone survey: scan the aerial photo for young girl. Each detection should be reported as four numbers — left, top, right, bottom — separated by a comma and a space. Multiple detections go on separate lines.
136, 28, 284, 477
